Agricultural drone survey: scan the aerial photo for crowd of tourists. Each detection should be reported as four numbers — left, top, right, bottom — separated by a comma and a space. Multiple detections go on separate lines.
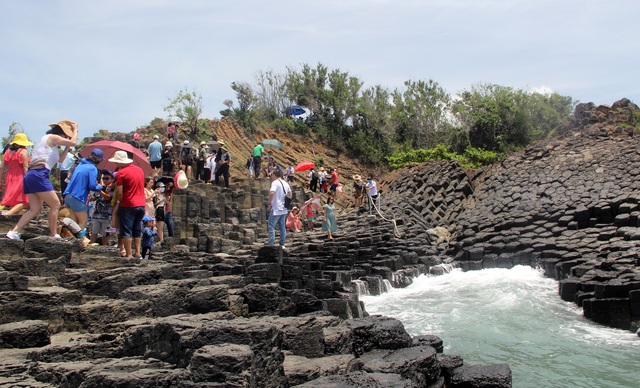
0, 120, 381, 256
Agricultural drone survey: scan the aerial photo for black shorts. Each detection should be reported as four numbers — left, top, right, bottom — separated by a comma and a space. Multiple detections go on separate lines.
155, 207, 165, 222
150, 160, 161, 169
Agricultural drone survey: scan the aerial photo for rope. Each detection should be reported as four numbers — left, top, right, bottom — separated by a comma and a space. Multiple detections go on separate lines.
368, 193, 402, 238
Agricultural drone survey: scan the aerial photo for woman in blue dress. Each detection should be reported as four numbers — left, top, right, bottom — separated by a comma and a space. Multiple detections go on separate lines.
322, 195, 337, 240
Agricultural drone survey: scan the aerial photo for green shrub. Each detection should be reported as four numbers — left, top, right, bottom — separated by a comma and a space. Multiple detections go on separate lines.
387, 144, 503, 169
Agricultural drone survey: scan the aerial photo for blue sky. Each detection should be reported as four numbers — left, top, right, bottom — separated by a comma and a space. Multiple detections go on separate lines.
1, 0, 638, 142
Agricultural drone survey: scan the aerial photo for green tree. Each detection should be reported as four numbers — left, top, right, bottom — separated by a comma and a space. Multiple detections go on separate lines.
230, 81, 258, 131
453, 84, 572, 152
254, 69, 290, 120
391, 80, 451, 149
164, 88, 204, 141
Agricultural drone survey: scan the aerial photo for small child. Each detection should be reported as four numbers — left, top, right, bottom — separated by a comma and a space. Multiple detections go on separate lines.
304, 205, 315, 231
141, 215, 158, 260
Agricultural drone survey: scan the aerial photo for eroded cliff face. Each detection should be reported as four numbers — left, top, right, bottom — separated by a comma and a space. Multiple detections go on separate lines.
381, 98, 640, 332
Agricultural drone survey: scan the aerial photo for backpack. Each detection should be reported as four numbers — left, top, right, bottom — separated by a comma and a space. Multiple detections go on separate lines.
311, 171, 319, 180
181, 147, 195, 165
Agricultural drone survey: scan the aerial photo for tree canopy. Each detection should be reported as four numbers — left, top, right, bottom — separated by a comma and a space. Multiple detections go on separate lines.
215, 62, 575, 168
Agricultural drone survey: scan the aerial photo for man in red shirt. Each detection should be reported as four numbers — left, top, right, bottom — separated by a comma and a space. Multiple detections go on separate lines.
110, 151, 146, 259
329, 168, 339, 193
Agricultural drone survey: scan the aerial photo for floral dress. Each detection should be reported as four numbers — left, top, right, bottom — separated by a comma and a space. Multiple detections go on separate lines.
1, 149, 29, 207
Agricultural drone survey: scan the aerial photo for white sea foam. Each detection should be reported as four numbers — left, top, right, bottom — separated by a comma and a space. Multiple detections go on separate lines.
361, 266, 640, 388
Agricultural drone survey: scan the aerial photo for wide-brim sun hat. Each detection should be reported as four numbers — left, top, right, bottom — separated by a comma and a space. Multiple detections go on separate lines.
353, 174, 361, 181
183, 140, 189, 145
11, 133, 33, 147
108, 150, 133, 164
48, 119, 76, 137
165, 141, 173, 148
174, 170, 189, 190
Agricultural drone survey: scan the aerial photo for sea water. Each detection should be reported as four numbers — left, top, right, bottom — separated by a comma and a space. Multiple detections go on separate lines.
360, 266, 639, 388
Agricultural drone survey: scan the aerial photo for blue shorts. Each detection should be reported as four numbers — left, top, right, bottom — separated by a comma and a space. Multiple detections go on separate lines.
23, 168, 54, 194
119, 206, 145, 238
64, 194, 89, 212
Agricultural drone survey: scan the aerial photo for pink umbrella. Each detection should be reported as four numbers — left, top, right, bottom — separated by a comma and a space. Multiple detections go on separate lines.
295, 161, 315, 172
78, 140, 153, 176
299, 197, 322, 215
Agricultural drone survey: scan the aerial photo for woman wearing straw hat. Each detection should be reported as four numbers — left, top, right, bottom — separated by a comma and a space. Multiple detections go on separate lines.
0, 133, 33, 215
6, 120, 78, 239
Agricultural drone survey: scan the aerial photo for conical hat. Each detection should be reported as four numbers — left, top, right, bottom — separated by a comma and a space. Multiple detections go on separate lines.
174, 170, 189, 190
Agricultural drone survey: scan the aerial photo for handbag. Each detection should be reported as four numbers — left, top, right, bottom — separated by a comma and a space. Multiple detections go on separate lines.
279, 180, 292, 210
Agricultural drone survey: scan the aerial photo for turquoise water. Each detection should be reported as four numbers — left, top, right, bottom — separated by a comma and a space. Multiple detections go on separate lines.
360, 266, 639, 388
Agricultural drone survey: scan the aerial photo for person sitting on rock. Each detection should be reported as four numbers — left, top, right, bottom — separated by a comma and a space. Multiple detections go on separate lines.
286, 206, 303, 233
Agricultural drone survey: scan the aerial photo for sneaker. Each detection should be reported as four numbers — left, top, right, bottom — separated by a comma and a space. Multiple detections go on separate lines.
280, 245, 286, 250
52, 234, 61, 239
105, 227, 117, 234
6, 230, 21, 240
77, 228, 87, 238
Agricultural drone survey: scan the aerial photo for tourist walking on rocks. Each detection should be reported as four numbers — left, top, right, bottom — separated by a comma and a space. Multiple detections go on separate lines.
267, 169, 291, 248
147, 135, 162, 173
6, 120, 78, 240
144, 177, 156, 217
0, 133, 33, 215
161, 142, 175, 177
214, 145, 231, 188
352, 175, 365, 208
111, 151, 145, 259
141, 215, 157, 260
329, 168, 339, 193
166, 123, 177, 142
63, 148, 105, 235
322, 195, 337, 240
196, 141, 208, 181
245, 155, 254, 178
308, 168, 319, 192
252, 142, 264, 180
56, 147, 75, 196
154, 181, 166, 241
90, 170, 116, 246
180, 140, 196, 180
164, 181, 175, 238
366, 177, 378, 212
284, 163, 295, 183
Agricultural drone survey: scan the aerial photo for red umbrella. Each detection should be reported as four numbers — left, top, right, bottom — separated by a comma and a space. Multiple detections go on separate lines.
295, 161, 315, 172
78, 140, 153, 176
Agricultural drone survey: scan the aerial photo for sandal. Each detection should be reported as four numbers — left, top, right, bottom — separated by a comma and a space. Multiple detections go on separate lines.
120, 250, 127, 257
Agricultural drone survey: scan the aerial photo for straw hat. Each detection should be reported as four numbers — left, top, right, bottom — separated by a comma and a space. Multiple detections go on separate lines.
353, 174, 362, 181
10, 133, 33, 147
108, 150, 133, 165
48, 119, 76, 137
200, 141, 206, 146
174, 170, 189, 190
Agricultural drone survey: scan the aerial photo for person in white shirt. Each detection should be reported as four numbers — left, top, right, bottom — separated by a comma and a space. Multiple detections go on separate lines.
365, 177, 378, 211
284, 163, 295, 183
267, 169, 291, 248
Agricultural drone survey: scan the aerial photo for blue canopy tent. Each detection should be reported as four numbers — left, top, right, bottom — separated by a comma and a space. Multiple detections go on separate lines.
284, 105, 306, 116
